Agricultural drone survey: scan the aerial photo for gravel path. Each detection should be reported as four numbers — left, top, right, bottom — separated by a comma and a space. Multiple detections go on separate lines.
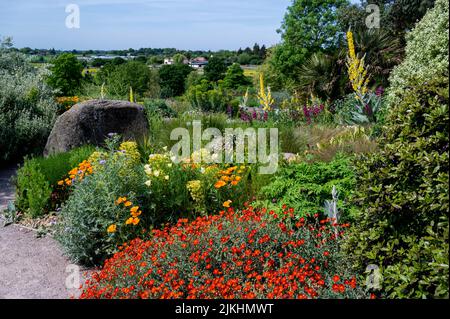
0, 164, 16, 211
0, 224, 85, 299
0, 165, 86, 299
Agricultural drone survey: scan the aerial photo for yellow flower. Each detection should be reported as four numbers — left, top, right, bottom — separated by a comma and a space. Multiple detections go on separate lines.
57, 180, 64, 186
107, 224, 117, 233
125, 217, 134, 225
223, 200, 232, 208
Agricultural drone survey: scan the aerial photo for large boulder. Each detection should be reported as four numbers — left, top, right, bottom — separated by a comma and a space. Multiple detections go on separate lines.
44, 99, 148, 156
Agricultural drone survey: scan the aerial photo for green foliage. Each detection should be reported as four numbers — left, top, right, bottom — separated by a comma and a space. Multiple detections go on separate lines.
387, 0, 449, 108
346, 78, 449, 298
158, 64, 193, 97
15, 159, 52, 218
14, 146, 96, 217
107, 61, 159, 98
186, 79, 228, 112
204, 56, 227, 82
297, 51, 347, 102
143, 99, 177, 118
46, 53, 83, 96
334, 92, 385, 125
0, 42, 57, 163
256, 156, 358, 221
222, 63, 252, 89
274, 0, 346, 83
346, 3, 449, 297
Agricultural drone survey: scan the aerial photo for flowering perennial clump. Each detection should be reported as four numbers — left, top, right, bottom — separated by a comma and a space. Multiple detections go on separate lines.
80, 205, 366, 299
58, 160, 93, 187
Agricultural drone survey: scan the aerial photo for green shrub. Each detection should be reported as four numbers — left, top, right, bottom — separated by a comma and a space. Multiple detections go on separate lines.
345, 0, 449, 298
15, 145, 96, 217
387, 0, 449, 108
143, 99, 177, 118
0, 43, 57, 163
345, 76, 449, 298
186, 79, 229, 112
15, 159, 52, 218
255, 155, 358, 221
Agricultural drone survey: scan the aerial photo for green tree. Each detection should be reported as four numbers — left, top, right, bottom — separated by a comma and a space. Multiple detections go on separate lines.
274, 0, 347, 83
204, 56, 227, 82
108, 61, 157, 97
173, 53, 187, 64
46, 53, 83, 96
158, 64, 193, 97
222, 63, 251, 89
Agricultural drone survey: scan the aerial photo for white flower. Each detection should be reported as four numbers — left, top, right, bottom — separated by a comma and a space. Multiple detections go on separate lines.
164, 175, 169, 180
167, 163, 173, 168
145, 180, 152, 187
200, 167, 206, 174
163, 146, 168, 151
153, 170, 160, 177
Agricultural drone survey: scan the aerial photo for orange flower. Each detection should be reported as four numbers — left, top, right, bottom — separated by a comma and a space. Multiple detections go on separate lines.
115, 197, 127, 205
124, 201, 132, 207
214, 180, 226, 189
223, 200, 232, 208
231, 180, 239, 186
131, 210, 142, 218
126, 217, 140, 226
107, 224, 117, 233
57, 180, 64, 186
130, 206, 140, 214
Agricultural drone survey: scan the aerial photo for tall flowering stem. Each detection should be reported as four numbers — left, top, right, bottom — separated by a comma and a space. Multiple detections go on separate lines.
258, 73, 274, 111
346, 31, 369, 102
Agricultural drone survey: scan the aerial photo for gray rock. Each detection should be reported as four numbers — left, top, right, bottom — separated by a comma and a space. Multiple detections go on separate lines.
44, 99, 148, 156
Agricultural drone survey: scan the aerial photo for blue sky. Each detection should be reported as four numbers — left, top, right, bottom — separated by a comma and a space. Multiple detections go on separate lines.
0, 0, 296, 50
